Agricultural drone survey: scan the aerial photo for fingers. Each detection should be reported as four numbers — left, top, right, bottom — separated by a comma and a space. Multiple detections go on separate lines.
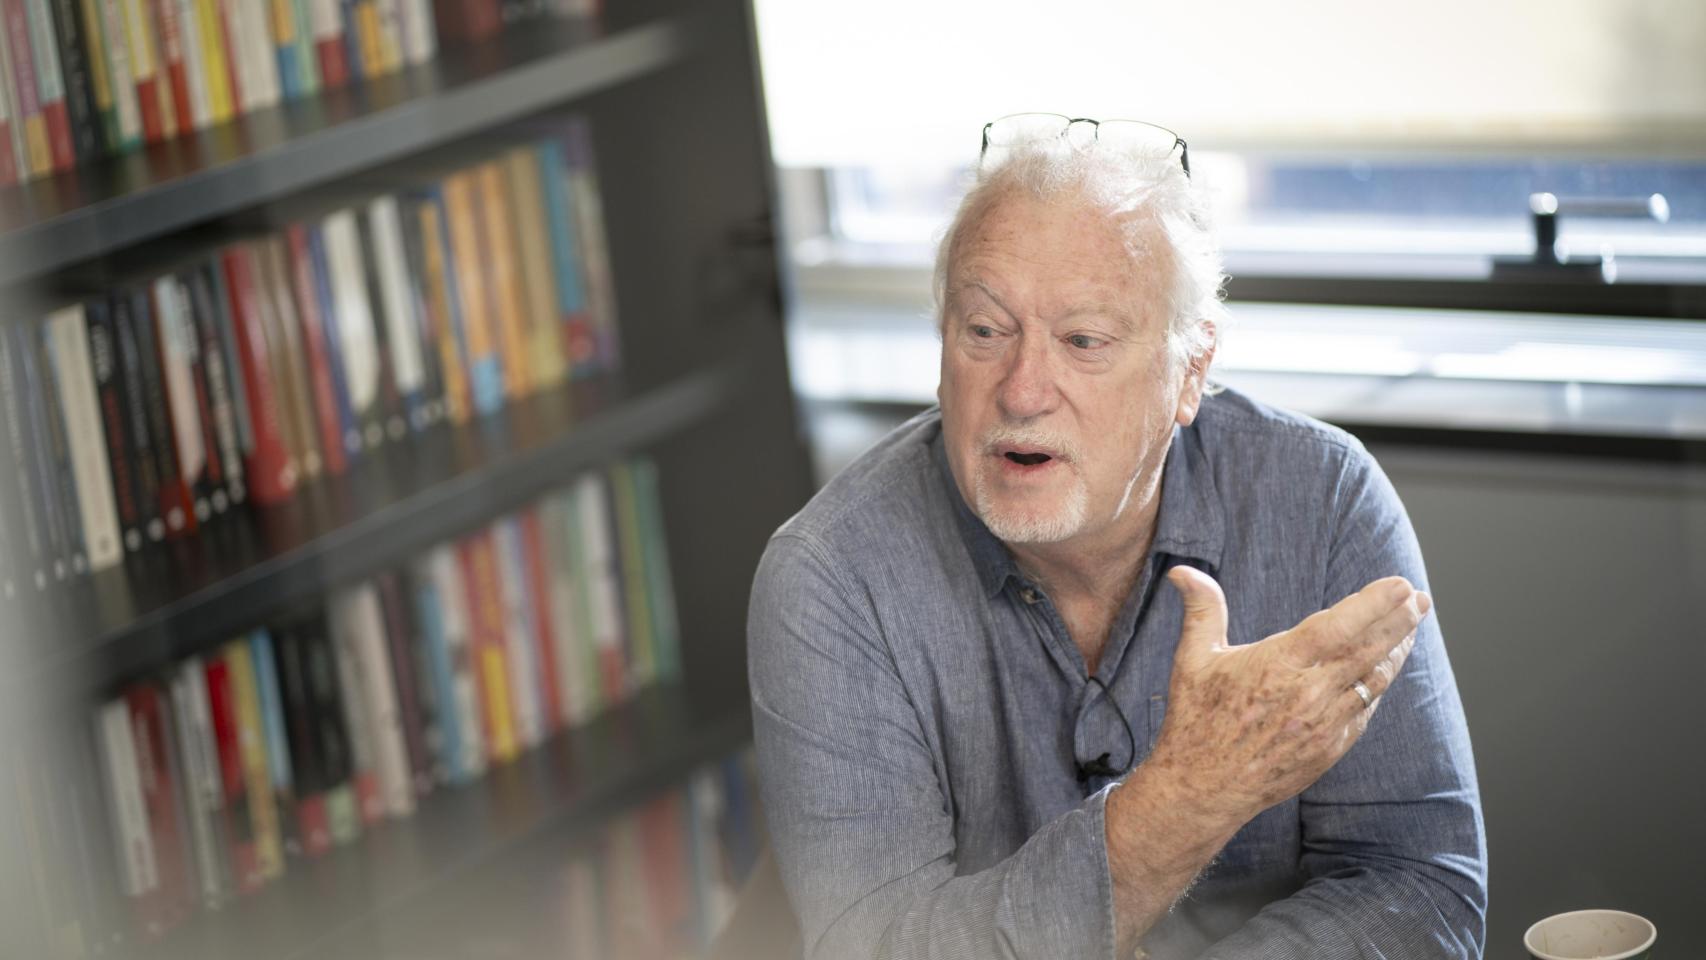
1324, 589, 1429, 685
1167, 565, 1228, 663
1288, 578, 1423, 669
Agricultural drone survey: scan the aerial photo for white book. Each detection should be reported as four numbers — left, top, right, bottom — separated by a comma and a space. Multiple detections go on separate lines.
540, 496, 587, 727
367, 196, 428, 430
426, 545, 486, 779
328, 588, 384, 823
345, 582, 413, 817
576, 472, 627, 699
97, 699, 157, 899
152, 279, 212, 522
307, 0, 340, 68
169, 658, 226, 906
322, 209, 383, 451
494, 518, 545, 748
398, 0, 434, 65
45, 305, 124, 571
97, 0, 143, 144
244, 0, 281, 109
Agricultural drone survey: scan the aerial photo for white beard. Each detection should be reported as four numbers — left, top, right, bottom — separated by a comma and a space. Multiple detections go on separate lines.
973, 465, 1090, 544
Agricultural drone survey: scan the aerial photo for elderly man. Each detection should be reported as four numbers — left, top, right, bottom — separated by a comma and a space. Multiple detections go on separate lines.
748, 115, 1486, 959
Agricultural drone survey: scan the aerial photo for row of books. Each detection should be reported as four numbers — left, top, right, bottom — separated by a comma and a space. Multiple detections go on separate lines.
0, 118, 618, 596
1, 460, 682, 956
0, 0, 599, 186
545, 752, 761, 960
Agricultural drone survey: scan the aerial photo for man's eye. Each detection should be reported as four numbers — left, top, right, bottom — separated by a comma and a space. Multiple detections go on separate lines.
1067, 334, 1105, 350
971, 325, 998, 339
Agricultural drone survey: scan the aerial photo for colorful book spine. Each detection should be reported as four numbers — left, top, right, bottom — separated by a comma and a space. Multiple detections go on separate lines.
576, 471, 627, 701
457, 532, 516, 764
540, 494, 589, 726
117, 0, 167, 142
518, 507, 564, 731
247, 628, 296, 858
477, 160, 533, 401
0, 34, 15, 184
301, 616, 361, 844
186, 262, 247, 509
442, 169, 503, 415
0, 328, 49, 588
125, 684, 194, 933
366, 195, 430, 432
426, 543, 483, 779
610, 459, 656, 686
150, 0, 192, 133
169, 0, 208, 130
221, 243, 299, 505
21, 0, 74, 169
409, 549, 463, 783
564, 119, 620, 374
633, 457, 681, 681
305, 220, 361, 460
537, 139, 596, 373
168, 655, 231, 907
225, 640, 283, 882
327, 586, 384, 825
11, 320, 76, 580
132, 285, 196, 537
270, 624, 329, 857
153, 275, 215, 524
45, 304, 123, 571
505, 145, 568, 389
94, 0, 142, 149
3, 0, 53, 176
257, 234, 324, 481
322, 207, 387, 451
376, 571, 433, 796
47, 0, 100, 164
94, 698, 159, 936
492, 517, 544, 749
191, 0, 230, 122
305, 0, 341, 87
111, 291, 166, 544
411, 189, 471, 424
285, 223, 348, 476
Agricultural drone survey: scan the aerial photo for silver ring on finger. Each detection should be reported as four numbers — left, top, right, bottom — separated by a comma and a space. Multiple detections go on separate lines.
1352, 679, 1373, 709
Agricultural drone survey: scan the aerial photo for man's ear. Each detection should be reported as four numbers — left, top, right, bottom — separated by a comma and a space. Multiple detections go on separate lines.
1174, 323, 1217, 428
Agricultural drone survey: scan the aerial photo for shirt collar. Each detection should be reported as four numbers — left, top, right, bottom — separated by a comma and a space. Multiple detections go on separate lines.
930, 411, 1225, 600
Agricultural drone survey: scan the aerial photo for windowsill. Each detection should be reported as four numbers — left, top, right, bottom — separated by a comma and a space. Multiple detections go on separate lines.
785, 291, 1706, 448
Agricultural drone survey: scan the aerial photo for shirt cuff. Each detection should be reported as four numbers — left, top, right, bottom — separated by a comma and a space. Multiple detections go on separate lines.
997, 783, 1120, 959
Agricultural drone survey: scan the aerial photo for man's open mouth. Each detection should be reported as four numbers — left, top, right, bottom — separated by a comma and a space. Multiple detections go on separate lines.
1004, 451, 1052, 466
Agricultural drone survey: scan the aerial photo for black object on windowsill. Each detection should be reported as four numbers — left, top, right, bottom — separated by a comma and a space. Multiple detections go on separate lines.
1489, 192, 1670, 284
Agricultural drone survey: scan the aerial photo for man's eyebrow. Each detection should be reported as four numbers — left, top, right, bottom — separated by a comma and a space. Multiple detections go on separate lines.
949, 279, 1140, 335
947, 279, 1011, 315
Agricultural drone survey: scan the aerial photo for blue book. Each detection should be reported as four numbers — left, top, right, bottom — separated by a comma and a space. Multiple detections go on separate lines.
249, 628, 296, 801
411, 557, 466, 783
307, 223, 363, 459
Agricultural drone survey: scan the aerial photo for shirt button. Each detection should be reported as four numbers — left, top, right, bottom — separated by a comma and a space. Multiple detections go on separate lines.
1020, 587, 1040, 604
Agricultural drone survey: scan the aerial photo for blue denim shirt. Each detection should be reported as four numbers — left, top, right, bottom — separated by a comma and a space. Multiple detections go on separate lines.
748, 388, 1487, 959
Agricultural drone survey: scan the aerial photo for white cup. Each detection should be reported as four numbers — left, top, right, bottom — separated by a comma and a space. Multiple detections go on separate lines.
1524, 909, 1656, 960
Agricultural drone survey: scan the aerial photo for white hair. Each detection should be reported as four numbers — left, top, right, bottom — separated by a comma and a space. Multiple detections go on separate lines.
933, 137, 1228, 373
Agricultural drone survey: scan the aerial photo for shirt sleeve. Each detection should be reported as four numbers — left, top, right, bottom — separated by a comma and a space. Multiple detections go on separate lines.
1200, 440, 1489, 960
749, 532, 1119, 960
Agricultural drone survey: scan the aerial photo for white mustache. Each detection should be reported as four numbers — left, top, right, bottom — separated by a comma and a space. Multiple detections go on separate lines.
979, 424, 1081, 463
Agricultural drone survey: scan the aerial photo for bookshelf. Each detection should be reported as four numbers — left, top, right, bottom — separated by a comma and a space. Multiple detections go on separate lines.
0, 0, 811, 954
0, 15, 693, 286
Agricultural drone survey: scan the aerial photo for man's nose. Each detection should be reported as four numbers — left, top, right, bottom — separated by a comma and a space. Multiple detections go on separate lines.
995, 335, 1058, 420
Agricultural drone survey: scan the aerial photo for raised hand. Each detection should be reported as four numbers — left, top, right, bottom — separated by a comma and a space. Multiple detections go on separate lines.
1143, 565, 1430, 829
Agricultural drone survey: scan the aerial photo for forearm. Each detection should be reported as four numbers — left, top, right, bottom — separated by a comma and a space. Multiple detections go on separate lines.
1104, 762, 1242, 955
1199, 861, 1486, 960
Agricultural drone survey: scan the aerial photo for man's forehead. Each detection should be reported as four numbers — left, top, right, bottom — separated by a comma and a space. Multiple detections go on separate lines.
948, 277, 1141, 332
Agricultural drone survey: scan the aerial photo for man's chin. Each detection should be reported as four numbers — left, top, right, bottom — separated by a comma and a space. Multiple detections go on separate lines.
974, 498, 1088, 545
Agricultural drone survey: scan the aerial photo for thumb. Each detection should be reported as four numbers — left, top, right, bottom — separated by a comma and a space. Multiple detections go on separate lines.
1167, 565, 1228, 661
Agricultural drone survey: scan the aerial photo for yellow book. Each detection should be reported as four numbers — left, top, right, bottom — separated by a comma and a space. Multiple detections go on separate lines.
468, 535, 517, 762
226, 642, 284, 880
418, 198, 470, 424
21, 115, 50, 178
478, 161, 533, 400
355, 1, 382, 80
443, 170, 502, 414
505, 147, 569, 389
193, 0, 232, 121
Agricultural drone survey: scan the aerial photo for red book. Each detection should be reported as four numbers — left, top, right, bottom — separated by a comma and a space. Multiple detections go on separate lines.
285, 224, 348, 476
0, 114, 14, 184
126, 686, 194, 934
152, 0, 193, 135
519, 509, 564, 731
221, 244, 298, 504
214, 0, 242, 113
316, 28, 348, 89
204, 658, 263, 895
432, 0, 497, 46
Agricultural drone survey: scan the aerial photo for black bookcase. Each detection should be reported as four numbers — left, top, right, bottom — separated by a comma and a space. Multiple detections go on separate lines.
0, 0, 812, 954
